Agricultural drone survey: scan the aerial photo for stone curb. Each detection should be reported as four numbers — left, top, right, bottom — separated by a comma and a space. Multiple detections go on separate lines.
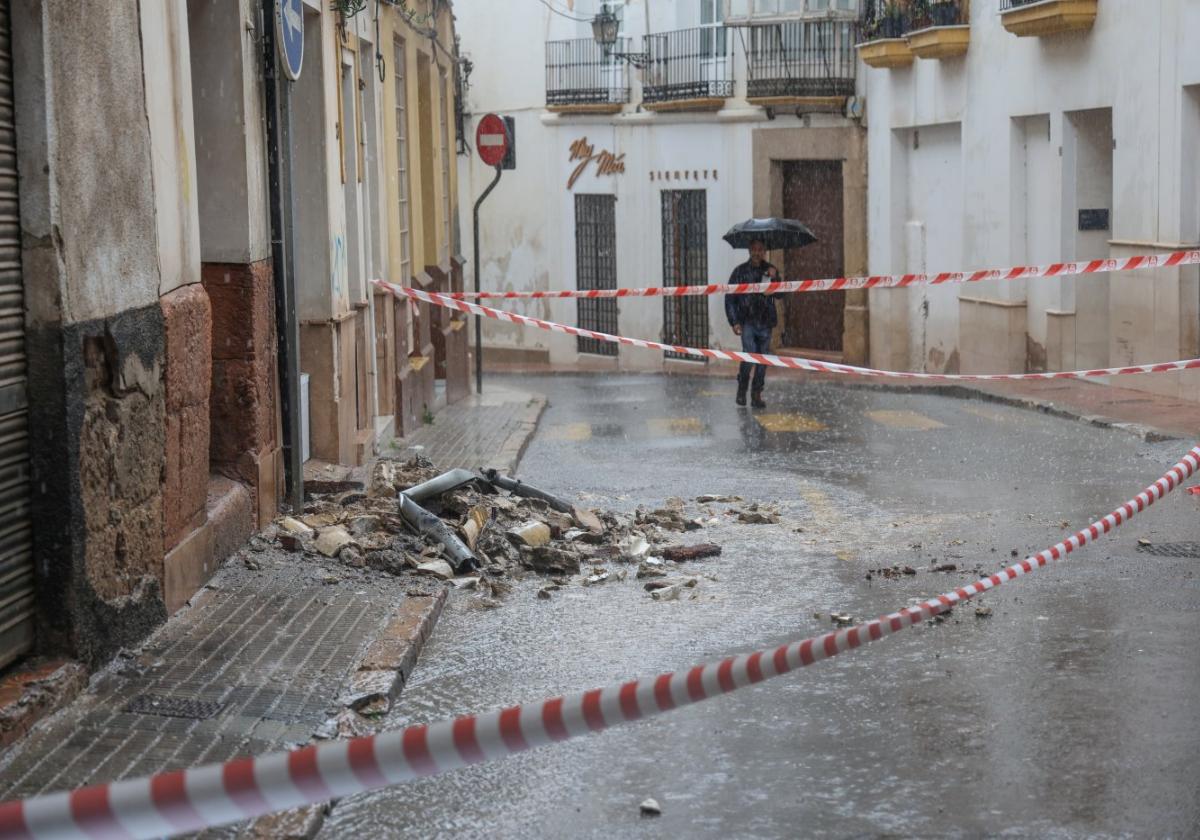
236, 588, 448, 839
488, 393, 548, 476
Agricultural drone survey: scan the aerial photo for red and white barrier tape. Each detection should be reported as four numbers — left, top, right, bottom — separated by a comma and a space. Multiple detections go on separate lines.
444, 249, 1200, 300
3, 446, 1198, 840
378, 281, 1200, 382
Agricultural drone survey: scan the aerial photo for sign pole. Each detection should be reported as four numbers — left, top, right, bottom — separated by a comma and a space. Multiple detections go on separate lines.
472, 165, 502, 396
471, 114, 511, 396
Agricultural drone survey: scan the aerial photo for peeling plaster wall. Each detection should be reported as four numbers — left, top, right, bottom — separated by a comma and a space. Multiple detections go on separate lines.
14, 0, 183, 666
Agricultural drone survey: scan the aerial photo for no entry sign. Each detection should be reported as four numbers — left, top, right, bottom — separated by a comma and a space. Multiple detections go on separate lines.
476, 113, 509, 167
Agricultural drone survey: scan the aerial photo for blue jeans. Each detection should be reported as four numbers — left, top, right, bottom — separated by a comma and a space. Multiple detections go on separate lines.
737, 324, 772, 393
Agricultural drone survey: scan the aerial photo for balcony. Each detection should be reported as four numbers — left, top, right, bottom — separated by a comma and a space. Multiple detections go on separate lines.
746, 19, 860, 111
642, 27, 734, 113
1000, 0, 1097, 37
545, 38, 631, 114
856, 2, 913, 69
906, 0, 970, 60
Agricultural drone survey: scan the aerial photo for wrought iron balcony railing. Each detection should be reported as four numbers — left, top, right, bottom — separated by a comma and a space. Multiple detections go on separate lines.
546, 37, 631, 108
746, 18, 859, 100
911, 0, 969, 28
861, 0, 910, 39
642, 26, 734, 104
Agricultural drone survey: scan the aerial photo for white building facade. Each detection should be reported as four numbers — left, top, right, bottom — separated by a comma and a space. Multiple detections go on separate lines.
455, 0, 871, 371
860, 0, 1200, 400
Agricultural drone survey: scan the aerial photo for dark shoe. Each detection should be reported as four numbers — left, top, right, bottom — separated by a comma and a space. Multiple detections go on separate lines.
735, 389, 747, 407
751, 392, 766, 409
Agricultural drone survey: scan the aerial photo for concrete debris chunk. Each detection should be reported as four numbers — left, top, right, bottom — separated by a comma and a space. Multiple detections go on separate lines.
583, 570, 610, 586
571, 505, 605, 533
661, 543, 722, 563
508, 521, 551, 548
302, 513, 339, 530
415, 560, 455, 580
830, 612, 853, 627
696, 494, 741, 504
369, 460, 398, 497
459, 507, 489, 551
651, 583, 685, 601
737, 510, 780, 525
278, 517, 314, 538
617, 535, 650, 559
974, 606, 993, 618
640, 798, 662, 817
348, 515, 382, 537
524, 546, 581, 575
315, 526, 354, 558
636, 560, 667, 579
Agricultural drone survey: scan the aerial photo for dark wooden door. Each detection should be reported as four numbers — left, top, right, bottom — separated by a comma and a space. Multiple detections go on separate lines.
781, 160, 844, 352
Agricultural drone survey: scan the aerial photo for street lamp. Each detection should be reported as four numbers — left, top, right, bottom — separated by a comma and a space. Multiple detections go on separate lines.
591, 3, 648, 68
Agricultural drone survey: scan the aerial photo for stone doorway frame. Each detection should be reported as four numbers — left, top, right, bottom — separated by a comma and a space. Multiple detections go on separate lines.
751, 125, 868, 365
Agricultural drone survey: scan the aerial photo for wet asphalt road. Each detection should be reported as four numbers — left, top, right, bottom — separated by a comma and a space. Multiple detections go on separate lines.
320, 373, 1200, 839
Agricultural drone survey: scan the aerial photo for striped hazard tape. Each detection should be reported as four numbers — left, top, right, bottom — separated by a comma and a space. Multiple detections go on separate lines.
377, 281, 1200, 383
443, 249, 1200, 300
3, 446, 1198, 840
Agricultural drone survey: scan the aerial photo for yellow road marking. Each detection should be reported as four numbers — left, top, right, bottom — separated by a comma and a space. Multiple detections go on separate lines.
647, 417, 705, 436
755, 413, 828, 433
800, 488, 839, 524
866, 409, 946, 431
835, 550, 855, 562
545, 422, 592, 442
959, 403, 1010, 423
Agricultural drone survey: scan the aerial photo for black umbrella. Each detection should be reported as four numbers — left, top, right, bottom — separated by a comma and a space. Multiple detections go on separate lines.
722, 217, 817, 250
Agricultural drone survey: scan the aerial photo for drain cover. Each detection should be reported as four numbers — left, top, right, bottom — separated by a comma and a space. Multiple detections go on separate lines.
125, 694, 225, 720
1136, 542, 1200, 559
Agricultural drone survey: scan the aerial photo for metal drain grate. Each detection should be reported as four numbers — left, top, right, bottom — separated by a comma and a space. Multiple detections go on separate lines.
1136, 542, 1200, 559
124, 694, 225, 720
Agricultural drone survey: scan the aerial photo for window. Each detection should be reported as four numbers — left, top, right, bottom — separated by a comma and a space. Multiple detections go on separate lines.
575, 194, 618, 356
724, 0, 856, 20
700, 0, 728, 59
393, 40, 411, 284
661, 190, 710, 359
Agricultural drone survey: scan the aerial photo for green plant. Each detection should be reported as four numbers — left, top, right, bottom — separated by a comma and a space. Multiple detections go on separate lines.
422, 406, 435, 425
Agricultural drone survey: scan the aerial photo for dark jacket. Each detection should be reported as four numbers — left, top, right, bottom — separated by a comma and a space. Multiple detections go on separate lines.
724, 260, 778, 329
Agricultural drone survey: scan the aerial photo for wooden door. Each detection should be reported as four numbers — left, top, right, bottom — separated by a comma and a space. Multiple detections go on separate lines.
781, 160, 844, 352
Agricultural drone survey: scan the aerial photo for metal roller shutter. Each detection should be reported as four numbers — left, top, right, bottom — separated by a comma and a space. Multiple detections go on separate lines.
0, 1, 34, 670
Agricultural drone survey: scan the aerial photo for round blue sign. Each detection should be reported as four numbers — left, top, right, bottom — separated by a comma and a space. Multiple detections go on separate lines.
276, 0, 304, 81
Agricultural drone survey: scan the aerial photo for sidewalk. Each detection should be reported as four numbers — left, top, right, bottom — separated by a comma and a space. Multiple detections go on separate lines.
963, 379, 1198, 442
389, 382, 547, 474
0, 383, 547, 834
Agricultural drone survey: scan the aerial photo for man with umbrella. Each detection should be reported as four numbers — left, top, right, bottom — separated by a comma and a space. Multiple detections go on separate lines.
722, 218, 816, 409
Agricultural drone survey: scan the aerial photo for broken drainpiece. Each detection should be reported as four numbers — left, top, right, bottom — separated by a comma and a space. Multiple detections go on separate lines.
398, 468, 592, 575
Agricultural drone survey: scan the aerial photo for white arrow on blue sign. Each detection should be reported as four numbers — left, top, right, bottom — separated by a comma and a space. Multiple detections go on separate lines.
276, 0, 304, 81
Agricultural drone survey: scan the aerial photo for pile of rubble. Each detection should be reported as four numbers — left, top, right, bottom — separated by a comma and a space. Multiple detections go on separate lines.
260, 456, 774, 606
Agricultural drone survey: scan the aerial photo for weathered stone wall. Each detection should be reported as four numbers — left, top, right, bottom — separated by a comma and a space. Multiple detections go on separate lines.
27, 308, 169, 667
203, 260, 281, 524
162, 284, 212, 550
